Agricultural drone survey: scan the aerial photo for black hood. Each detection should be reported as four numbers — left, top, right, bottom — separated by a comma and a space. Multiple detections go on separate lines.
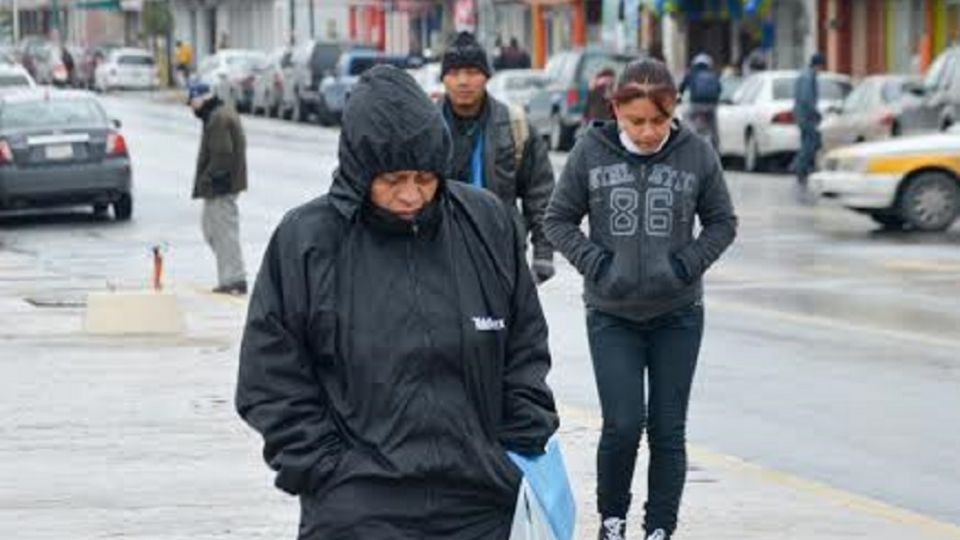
329, 65, 452, 219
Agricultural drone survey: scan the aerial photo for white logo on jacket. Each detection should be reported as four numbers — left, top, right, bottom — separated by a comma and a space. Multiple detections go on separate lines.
472, 316, 506, 331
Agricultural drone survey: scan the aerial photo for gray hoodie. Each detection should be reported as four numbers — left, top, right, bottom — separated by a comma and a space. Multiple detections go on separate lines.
544, 122, 737, 322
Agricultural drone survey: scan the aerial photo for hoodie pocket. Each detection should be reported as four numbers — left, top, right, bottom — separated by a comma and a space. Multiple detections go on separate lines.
643, 253, 686, 298
595, 251, 640, 298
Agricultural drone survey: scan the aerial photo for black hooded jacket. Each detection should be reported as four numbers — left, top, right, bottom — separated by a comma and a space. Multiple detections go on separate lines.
235, 66, 558, 539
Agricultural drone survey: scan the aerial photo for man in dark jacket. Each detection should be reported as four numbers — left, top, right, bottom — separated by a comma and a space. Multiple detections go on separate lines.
189, 82, 248, 294
791, 52, 825, 185
678, 53, 721, 149
440, 31, 556, 284
235, 65, 558, 539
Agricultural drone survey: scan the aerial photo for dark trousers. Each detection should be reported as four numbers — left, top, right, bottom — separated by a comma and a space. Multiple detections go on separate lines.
586, 304, 704, 535
793, 126, 821, 182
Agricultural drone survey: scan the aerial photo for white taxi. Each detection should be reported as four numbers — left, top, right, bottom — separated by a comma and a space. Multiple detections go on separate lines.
811, 128, 960, 231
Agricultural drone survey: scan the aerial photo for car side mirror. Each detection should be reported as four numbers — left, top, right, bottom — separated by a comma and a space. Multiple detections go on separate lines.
112, 118, 122, 129
827, 104, 842, 115
907, 84, 926, 97
719, 96, 734, 105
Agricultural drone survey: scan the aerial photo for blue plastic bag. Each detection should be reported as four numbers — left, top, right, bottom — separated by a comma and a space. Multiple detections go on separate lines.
507, 437, 576, 540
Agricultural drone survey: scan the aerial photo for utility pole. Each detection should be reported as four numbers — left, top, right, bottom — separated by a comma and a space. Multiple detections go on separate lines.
51, 0, 61, 35
12, 0, 19, 44
308, 0, 314, 38
288, 0, 294, 44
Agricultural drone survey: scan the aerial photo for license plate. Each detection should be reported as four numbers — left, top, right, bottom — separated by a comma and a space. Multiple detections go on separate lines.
45, 144, 74, 160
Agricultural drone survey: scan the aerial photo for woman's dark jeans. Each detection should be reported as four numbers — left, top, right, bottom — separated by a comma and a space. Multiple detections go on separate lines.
586, 303, 704, 535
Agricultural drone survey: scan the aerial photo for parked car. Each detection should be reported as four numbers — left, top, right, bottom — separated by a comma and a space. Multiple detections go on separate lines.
525, 48, 634, 150
194, 49, 267, 113
318, 50, 413, 125
24, 42, 70, 86
408, 62, 444, 102
487, 68, 550, 110
94, 48, 159, 92
898, 45, 960, 135
0, 63, 36, 90
487, 68, 551, 142
717, 70, 852, 171
811, 126, 960, 231
0, 89, 132, 220
281, 40, 349, 123
820, 75, 921, 151
76, 44, 122, 89
251, 48, 287, 117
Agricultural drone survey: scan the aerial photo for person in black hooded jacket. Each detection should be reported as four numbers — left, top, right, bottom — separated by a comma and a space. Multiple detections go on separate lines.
235, 65, 558, 539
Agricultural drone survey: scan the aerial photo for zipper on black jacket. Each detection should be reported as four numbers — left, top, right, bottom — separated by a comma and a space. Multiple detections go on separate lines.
406, 227, 440, 507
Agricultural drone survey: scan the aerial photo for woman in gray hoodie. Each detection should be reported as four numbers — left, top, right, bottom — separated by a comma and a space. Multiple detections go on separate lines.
544, 58, 737, 540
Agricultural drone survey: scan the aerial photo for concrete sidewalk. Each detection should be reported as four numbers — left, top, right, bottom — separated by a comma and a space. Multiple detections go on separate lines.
2, 247, 960, 539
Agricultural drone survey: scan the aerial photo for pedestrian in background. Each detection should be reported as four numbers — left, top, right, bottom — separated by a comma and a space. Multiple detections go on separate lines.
678, 53, 721, 149
584, 68, 616, 125
235, 65, 558, 538
175, 40, 193, 86
544, 58, 737, 540
792, 52, 825, 185
440, 31, 557, 285
188, 82, 247, 295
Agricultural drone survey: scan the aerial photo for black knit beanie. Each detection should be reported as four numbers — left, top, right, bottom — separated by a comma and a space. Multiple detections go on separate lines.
441, 32, 492, 78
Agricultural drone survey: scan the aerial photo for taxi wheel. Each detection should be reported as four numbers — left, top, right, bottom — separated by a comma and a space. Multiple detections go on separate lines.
897, 172, 960, 232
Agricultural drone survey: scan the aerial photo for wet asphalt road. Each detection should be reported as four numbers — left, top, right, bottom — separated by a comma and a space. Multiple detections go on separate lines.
2, 93, 958, 526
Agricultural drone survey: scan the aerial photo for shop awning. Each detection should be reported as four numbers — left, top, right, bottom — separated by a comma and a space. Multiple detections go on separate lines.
75, 0, 121, 11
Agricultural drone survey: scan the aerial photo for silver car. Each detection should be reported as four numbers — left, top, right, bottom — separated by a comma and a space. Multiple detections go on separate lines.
898, 45, 960, 135
819, 75, 921, 151
195, 49, 268, 113
251, 48, 287, 117
0, 89, 132, 220
487, 69, 551, 143
0, 62, 36, 90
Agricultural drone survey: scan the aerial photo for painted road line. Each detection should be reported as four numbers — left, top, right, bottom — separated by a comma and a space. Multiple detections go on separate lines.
558, 403, 960, 538
708, 298, 960, 351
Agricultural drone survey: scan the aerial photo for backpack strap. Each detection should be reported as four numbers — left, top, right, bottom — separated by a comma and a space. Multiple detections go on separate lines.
507, 104, 529, 169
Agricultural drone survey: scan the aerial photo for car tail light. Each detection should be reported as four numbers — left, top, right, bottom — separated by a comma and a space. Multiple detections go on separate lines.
106, 132, 127, 157
0, 140, 12, 165
878, 111, 895, 126
771, 110, 795, 124
566, 88, 581, 108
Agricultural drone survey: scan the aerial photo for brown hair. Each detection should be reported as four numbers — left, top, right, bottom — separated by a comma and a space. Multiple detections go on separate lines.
610, 58, 678, 117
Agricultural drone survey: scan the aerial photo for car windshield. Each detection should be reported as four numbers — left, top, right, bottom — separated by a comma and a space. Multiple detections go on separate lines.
504, 75, 545, 90
226, 54, 263, 72
118, 55, 153, 66
1, 98, 106, 129
882, 80, 906, 103
772, 76, 850, 101
579, 54, 631, 84
0, 75, 31, 87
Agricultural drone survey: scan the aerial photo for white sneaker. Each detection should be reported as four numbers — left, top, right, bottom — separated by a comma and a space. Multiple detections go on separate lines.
599, 517, 627, 540
646, 529, 668, 540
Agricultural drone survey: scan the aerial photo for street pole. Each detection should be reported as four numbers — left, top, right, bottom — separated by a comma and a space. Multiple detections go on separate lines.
51, 0, 60, 36
288, 0, 294, 44
12, 0, 19, 44
308, 0, 314, 38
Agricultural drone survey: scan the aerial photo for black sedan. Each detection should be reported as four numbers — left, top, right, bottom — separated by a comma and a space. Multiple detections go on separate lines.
0, 89, 132, 220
